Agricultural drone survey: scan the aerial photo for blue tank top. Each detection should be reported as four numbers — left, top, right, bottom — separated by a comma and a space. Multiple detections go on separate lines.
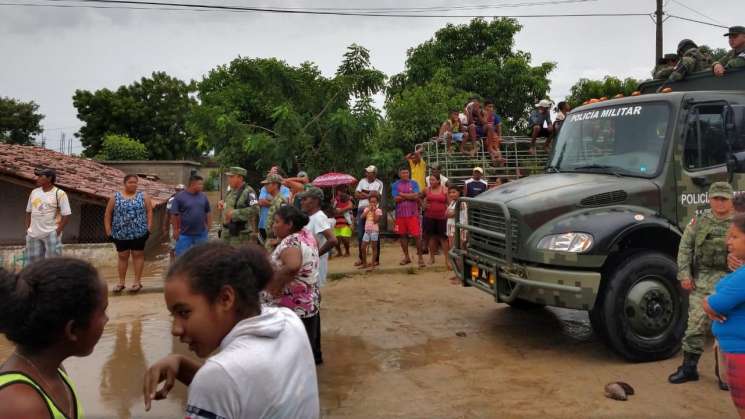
112, 191, 148, 240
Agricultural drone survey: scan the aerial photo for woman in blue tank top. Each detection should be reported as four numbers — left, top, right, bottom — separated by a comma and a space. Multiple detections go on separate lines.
104, 174, 153, 293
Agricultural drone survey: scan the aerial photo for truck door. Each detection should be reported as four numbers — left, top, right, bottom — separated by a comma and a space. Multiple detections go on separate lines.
676, 103, 730, 226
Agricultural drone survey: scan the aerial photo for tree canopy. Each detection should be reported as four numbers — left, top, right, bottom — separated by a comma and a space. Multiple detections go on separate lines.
565, 76, 641, 109
95, 134, 148, 160
73, 72, 197, 159
0, 97, 44, 145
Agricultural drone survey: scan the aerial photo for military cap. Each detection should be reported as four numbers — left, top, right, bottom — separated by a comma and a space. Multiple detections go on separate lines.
297, 186, 324, 201
261, 173, 284, 185
709, 182, 734, 199
724, 26, 745, 37
224, 166, 247, 177
677, 39, 697, 54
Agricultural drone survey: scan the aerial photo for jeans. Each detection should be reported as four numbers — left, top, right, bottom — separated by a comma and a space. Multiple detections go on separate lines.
25, 232, 62, 264
174, 231, 208, 257
357, 209, 380, 262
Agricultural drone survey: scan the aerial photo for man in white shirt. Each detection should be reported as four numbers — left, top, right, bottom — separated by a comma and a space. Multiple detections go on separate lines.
25, 168, 71, 263
355, 165, 385, 267
299, 187, 338, 287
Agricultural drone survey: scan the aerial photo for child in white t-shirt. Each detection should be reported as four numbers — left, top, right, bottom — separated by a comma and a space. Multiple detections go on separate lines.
360, 195, 382, 270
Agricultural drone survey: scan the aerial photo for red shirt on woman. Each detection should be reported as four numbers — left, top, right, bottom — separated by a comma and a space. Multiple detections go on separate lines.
424, 187, 448, 220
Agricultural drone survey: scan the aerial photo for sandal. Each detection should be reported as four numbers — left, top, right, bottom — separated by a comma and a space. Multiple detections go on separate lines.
399, 259, 412, 266
128, 283, 143, 293
418, 260, 426, 268
112, 284, 126, 293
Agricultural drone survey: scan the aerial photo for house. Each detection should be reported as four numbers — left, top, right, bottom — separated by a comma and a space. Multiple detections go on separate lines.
0, 144, 175, 247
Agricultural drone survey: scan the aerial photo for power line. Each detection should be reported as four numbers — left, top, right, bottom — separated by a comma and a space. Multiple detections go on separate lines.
669, 0, 726, 26
667, 13, 728, 29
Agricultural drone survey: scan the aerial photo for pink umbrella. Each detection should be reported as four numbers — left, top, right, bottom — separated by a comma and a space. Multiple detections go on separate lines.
312, 172, 357, 188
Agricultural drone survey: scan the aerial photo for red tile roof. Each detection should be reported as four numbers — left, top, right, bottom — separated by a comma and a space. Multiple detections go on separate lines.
0, 144, 175, 205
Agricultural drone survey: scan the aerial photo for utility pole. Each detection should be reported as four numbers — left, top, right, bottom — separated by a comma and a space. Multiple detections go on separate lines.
655, 0, 664, 63
60, 133, 66, 153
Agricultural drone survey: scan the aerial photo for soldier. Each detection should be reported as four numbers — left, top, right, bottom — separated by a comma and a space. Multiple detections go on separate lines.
713, 26, 745, 77
669, 182, 735, 385
661, 39, 711, 86
652, 53, 679, 80
262, 173, 288, 249
218, 167, 259, 245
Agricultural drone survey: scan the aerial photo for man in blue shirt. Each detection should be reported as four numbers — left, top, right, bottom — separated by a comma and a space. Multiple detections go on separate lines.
170, 175, 211, 257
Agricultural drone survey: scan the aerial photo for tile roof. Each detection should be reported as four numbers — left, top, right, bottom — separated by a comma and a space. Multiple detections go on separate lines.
0, 144, 175, 205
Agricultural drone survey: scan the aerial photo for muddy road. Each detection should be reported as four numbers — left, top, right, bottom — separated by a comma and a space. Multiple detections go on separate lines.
0, 267, 735, 418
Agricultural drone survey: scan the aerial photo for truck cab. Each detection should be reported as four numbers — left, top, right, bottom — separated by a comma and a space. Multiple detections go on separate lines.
449, 70, 745, 361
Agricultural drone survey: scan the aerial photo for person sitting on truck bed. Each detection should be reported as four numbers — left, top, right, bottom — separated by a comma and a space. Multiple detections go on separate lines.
463, 167, 488, 198
528, 99, 554, 155
439, 109, 470, 154
653, 53, 679, 80
659, 39, 711, 88
713, 26, 745, 77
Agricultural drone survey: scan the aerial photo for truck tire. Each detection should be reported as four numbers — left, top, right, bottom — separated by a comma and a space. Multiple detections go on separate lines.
599, 251, 687, 362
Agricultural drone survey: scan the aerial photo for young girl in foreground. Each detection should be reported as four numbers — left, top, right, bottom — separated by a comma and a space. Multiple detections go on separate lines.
706, 213, 745, 419
143, 242, 319, 419
0, 258, 109, 419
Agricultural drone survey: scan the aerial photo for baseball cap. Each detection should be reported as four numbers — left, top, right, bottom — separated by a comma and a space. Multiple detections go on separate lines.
175, 184, 185, 190
724, 26, 745, 36
34, 167, 56, 177
709, 182, 734, 199
261, 173, 284, 185
365, 165, 377, 173
473, 167, 484, 174
297, 187, 324, 201
535, 99, 552, 108
224, 166, 247, 177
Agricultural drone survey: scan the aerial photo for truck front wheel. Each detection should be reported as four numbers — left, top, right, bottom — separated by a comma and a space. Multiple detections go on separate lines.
598, 251, 687, 362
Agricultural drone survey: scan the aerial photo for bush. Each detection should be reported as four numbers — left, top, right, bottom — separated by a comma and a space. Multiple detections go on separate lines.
95, 134, 148, 160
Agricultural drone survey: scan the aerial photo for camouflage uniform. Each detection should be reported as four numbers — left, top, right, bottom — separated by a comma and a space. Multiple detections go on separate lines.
221, 181, 259, 246
653, 53, 678, 80
666, 44, 711, 83
714, 26, 745, 71
262, 173, 288, 250
677, 208, 732, 354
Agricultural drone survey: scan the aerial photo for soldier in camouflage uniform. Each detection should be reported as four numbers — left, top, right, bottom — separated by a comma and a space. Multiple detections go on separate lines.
219, 167, 259, 246
262, 173, 288, 250
669, 182, 735, 385
713, 26, 745, 77
660, 40, 711, 87
652, 53, 678, 80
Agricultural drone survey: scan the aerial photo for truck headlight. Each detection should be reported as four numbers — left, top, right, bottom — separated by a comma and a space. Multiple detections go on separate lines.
537, 233, 593, 253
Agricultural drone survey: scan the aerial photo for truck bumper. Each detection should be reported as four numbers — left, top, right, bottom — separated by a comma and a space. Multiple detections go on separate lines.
449, 248, 601, 311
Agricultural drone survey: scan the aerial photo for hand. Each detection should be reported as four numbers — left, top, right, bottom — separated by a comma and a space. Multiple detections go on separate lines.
143, 354, 180, 411
703, 298, 727, 323
173, 231, 180, 242
681, 278, 695, 291
56, 227, 63, 237
394, 196, 403, 203
217, 200, 225, 210
224, 209, 233, 223
728, 254, 744, 271
713, 63, 725, 77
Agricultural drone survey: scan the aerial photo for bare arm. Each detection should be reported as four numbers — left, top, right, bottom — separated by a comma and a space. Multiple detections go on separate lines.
318, 228, 337, 257
0, 385, 52, 419
57, 215, 70, 237
267, 246, 302, 295
143, 354, 203, 411
144, 194, 153, 231
25, 213, 31, 231
283, 179, 306, 194
104, 198, 115, 236
171, 215, 181, 240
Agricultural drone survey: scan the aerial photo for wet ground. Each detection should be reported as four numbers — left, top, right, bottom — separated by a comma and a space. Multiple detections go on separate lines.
0, 244, 738, 418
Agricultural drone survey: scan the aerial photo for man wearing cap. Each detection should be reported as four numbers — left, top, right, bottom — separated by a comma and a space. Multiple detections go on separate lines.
714, 26, 745, 77
258, 167, 291, 242
670, 182, 735, 386
219, 167, 259, 246
284, 170, 312, 209
464, 167, 488, 198
24, 168, 71, 263
262, 173, 288, 248
426, 163, 449, 188
663, 39, 711, 84
528, 99, 554, 155
355, 165, 384, 267
653, 53, 679, 80
299, 187, 338, 287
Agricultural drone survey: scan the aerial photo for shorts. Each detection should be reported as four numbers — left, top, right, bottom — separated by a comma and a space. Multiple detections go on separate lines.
334, 225, 352, 238
25, 232, 62, 264
531, 126, 552, 137
452, 132, 464, 142
175, 231, 209, 257
112, 232, 149, 252
422, 217, 447, 238
725, 352, 745, 408
395, 216, 420, 237
362, 231, 379, 242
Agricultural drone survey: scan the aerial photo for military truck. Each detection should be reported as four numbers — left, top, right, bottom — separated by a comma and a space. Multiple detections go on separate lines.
448, 70, 745, 361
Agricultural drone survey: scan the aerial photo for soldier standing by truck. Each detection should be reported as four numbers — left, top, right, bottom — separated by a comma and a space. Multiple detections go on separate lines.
713, 26, 745, 77
219, 167, 259, 245
669, 182, 735, 385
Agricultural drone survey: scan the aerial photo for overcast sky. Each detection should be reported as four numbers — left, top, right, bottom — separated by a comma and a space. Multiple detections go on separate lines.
0, 0, 739, 153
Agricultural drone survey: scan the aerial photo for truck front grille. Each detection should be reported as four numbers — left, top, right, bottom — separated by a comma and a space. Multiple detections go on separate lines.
467, 205, 519, 259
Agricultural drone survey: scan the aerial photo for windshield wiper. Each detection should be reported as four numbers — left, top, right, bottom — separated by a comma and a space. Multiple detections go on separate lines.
571, 164, 624, 177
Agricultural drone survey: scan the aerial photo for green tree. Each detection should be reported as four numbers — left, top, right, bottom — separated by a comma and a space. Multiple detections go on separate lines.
73, 72, 198, 159
386, 17, 555, 148
699, 45, 729, 63
0, 97, 44, 145
565, 76, 640, 109
95, 134, 148, 160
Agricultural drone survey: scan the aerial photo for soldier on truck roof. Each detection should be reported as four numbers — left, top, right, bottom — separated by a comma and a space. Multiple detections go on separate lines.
713, 25, 745, 77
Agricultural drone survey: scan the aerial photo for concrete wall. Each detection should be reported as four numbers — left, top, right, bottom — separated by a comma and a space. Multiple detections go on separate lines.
0, 243, 119, 271
101, 161, 202, 186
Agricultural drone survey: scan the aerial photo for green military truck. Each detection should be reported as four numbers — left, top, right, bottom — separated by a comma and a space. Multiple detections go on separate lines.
448, 70, 745, 361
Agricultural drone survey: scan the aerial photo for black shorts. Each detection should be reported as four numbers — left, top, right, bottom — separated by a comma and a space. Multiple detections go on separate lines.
530, 126, 552, 137
422, 217, 447, 238
112, 232, 149, 252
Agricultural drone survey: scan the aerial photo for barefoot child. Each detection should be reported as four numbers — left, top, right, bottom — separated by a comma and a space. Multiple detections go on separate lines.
361, 195, 382, 270
0, 258, 109, 418
143, 242, 319, 418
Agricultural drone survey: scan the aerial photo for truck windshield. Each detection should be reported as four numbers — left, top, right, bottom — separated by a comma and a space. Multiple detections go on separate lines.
550, 103, 670, 177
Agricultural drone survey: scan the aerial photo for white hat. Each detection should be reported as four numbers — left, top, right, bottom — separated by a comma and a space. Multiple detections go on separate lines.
365, 165, 377, 173
535, 99, 552, 108
175, 184, 185, 190
473, 167, 484, 174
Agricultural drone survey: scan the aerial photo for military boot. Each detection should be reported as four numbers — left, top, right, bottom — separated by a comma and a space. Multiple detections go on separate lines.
668, 352, 701, 384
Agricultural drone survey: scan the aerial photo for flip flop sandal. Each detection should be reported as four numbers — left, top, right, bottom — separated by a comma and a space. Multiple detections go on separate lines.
399, 259, 412, 266
128, 283, 143, 293
112, 284, 126, 293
